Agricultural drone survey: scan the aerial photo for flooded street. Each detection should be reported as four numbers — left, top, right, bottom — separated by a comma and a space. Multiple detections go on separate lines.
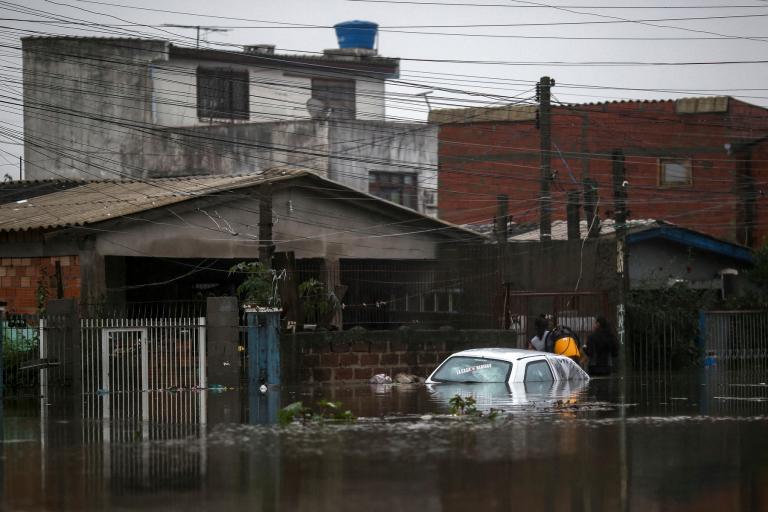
3, 369, 768, 511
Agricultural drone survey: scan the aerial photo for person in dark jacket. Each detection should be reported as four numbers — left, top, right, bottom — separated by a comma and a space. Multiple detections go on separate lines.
584, 316, 618, 376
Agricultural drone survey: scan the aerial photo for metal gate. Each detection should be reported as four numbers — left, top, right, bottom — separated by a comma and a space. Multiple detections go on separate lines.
81, 318, 207, 423
504, 290, 610, 348
702, 310, 768, 366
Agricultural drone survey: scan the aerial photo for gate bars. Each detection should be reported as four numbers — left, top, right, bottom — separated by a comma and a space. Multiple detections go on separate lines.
81, 317, 207, 395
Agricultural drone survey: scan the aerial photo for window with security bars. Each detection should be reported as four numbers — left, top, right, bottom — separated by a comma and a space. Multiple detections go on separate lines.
197, 67, 249, 120
368, 172, 418, 209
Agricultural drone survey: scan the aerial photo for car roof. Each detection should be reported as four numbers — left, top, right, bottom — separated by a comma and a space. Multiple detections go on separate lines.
450, 348, 550, 363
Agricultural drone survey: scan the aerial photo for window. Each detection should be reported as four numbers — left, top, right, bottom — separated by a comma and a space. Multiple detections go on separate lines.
369, 172, 418, 209
197, 67, 249, 120
431, 356, 512, 383
524, 360, 554, 382
311, 78, 355, 120
659, 158, 692, 187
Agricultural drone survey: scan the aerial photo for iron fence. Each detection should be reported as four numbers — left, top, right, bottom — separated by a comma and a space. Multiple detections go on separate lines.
701, 310, 768, 370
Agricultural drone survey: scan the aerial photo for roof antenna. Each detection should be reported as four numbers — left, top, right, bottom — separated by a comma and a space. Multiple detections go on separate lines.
162, 25, 231, 48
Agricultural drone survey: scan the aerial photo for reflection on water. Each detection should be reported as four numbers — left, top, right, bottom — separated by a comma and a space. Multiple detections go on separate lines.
3, 368, 768, 511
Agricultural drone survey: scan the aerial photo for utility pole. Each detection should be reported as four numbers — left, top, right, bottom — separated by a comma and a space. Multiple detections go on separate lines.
495, 194, 509, 244
537, 76, 555, 241
259, 186, 275, 269
612, 149, 629, 373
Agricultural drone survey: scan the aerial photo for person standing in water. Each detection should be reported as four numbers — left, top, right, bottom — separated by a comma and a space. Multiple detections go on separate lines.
584, 316, 618, 376
528, 315, 550, 351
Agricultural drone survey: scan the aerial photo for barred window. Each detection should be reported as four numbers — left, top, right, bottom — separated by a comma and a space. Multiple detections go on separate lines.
197, 67, 249, 120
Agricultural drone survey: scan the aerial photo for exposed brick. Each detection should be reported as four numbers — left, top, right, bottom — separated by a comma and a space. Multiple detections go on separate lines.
379, 353, 399, 366
302, 354, 320, 368
351, 341, 370, 352
369, 343, 388, 354
389, 341, 409, 352
338, 353, 359, 366
417, 352, 438, 365
400, 353, 418, 365
354, 368, 374, 380
320, 353, 340, 367
359, 353, 380, 366
313, 368, 332, 382
330, 341, 352, 353
334, 368, 355, 381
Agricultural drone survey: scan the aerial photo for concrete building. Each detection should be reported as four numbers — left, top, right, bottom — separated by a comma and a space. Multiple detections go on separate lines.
431, 97, 768, 246
0, 169, 479, 320
21, 36, 438, 215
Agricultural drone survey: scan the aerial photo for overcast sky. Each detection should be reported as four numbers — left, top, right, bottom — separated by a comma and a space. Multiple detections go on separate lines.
2, 0, 768, 178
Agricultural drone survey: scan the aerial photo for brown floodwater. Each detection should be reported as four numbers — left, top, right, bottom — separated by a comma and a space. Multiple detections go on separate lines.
3, 368, 768, 511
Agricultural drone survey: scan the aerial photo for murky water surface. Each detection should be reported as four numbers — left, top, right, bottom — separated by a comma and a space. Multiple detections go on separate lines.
3, 369, 768, 511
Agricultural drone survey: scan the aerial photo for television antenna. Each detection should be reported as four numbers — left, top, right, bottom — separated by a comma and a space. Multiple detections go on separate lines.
162, 25, 231, 48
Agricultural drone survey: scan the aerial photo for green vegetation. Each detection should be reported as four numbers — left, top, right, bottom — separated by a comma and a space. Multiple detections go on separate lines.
229, 261, 280, 308
278, 400, 355, 426
298, 278, 338, 326
448, 394, 499, 419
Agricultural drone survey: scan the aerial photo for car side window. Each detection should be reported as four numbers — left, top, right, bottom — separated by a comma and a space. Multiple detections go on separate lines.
524, 360, 554, 382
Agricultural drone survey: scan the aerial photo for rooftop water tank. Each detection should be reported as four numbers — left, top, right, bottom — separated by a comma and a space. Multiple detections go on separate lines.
334, 20, 378, 49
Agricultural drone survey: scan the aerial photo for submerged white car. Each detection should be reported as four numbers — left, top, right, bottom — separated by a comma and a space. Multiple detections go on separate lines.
425, 348, 589, 384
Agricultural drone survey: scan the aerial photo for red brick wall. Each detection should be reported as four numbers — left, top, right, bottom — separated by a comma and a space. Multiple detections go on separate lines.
292, 329, 522, 383
0, 256, 81, 314
438, 98, 768, 247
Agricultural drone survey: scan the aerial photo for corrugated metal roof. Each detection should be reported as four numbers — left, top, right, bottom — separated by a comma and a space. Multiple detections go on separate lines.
429, 96, 741, 125
0, 170, 306, 233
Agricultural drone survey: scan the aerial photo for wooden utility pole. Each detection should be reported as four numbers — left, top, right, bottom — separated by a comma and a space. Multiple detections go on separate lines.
612, 149, 629, 371
538, 76, 555, 241
259, 186, 275, 269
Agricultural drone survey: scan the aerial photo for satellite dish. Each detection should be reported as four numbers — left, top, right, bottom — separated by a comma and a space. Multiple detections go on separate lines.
307, 97, 331, 120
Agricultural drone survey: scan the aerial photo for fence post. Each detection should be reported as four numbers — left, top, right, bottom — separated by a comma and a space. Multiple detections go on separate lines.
205, 297, 240, 387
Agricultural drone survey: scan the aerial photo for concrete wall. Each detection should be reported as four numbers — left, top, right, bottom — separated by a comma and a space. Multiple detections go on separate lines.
91, 183, 447, 261
284, 328, 522, 384
22, 38, 432, 213
23, 38, 170, 180
329, 121, 438, 216
629, 239, 745, 289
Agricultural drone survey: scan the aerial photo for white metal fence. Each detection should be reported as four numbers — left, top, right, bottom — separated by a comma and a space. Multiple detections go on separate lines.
80, 317, 207, 424
702, 310, 768, 363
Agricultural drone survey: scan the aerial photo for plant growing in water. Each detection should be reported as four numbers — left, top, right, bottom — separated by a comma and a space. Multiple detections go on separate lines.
448, 394, 500, 419
229, 261, 280, 308
278, 400, 355, 426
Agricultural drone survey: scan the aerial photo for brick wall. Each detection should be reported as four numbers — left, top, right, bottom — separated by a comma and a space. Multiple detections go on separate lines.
286, 329, 522, 384
438, 98, 768, 247
0, 256, 81, 314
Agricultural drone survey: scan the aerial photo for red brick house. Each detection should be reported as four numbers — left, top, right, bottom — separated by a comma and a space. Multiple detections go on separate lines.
433, 96, 768, 247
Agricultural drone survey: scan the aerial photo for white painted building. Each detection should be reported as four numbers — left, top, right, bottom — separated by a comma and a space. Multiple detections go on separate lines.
21, 37, 438, 216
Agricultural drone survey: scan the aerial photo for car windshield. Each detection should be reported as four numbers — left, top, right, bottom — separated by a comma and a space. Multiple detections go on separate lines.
431, 356, 512, 383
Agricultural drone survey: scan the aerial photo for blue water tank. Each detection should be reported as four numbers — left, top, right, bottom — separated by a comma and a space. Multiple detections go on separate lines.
334, 20, 378, 49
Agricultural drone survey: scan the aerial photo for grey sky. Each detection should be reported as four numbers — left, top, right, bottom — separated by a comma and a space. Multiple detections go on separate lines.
2, 0, 768, 178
